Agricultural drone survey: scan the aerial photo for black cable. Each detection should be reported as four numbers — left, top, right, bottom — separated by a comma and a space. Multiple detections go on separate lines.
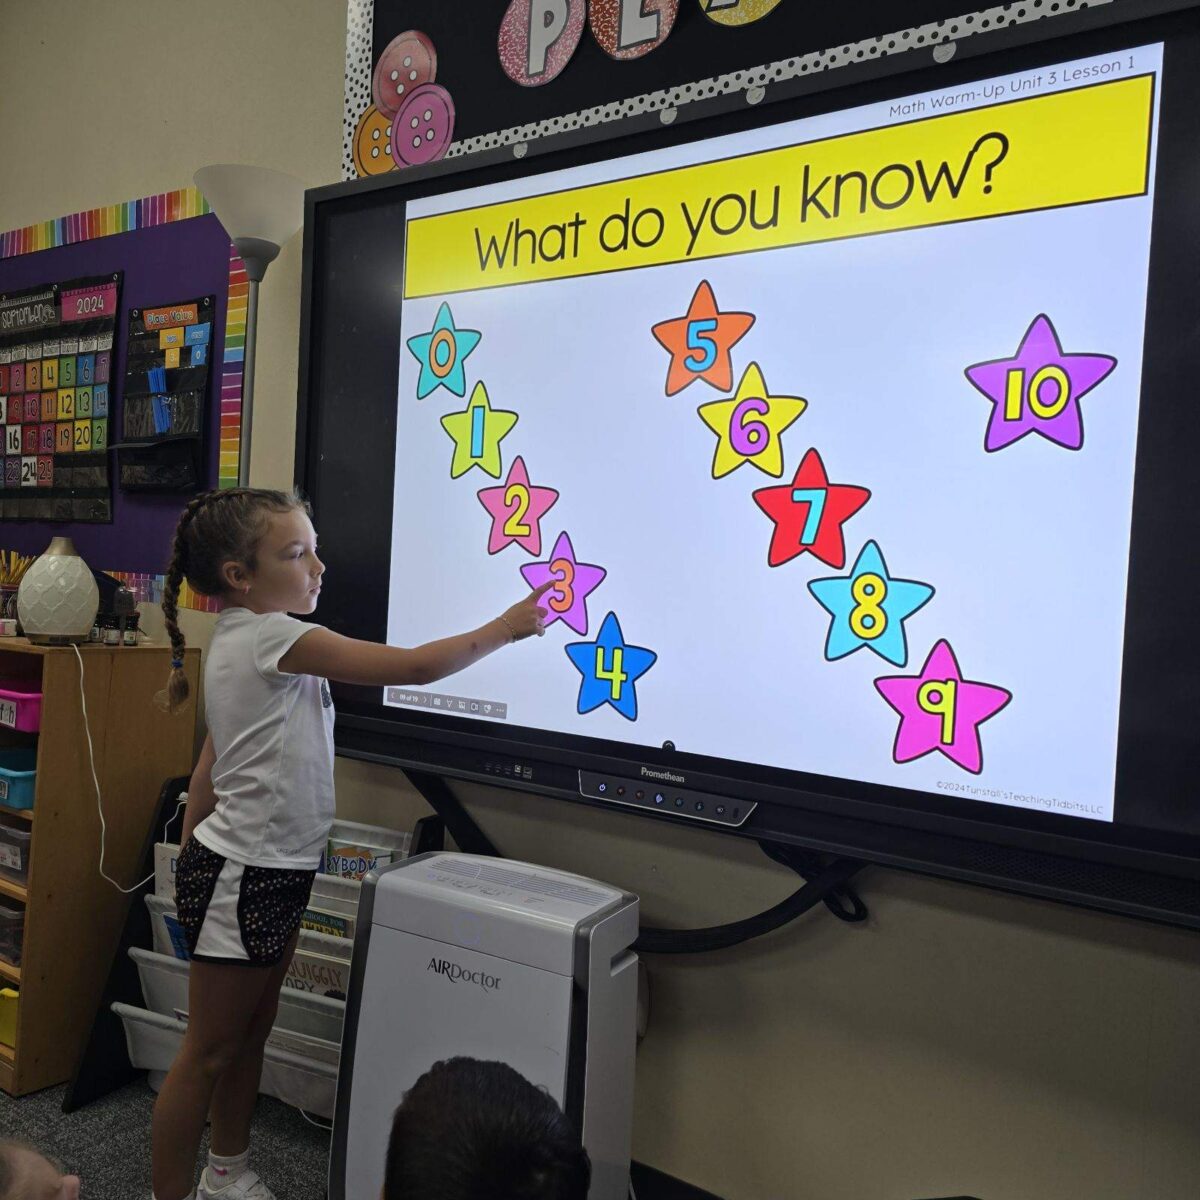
633, 853, 867, 955
404, 769, 870, 951
759, 840, 869, 924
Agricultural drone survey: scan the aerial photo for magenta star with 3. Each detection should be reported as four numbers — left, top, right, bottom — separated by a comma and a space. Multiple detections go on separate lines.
519, 531, 607, 635
965, 314, 1116, 452
476, 457, 559, 556
875, 640, 1011, 775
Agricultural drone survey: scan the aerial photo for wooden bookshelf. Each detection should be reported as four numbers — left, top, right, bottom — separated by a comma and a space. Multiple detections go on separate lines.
0, 640, 199, 1096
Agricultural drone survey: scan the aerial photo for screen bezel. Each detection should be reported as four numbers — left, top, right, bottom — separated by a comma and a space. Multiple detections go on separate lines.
298, 1, 1200, 892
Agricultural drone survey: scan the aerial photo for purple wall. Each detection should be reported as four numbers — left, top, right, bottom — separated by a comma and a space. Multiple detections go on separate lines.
0, 214, 231, 573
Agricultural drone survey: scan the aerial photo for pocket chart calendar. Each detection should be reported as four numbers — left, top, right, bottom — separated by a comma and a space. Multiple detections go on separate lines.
0, 273, 121, 522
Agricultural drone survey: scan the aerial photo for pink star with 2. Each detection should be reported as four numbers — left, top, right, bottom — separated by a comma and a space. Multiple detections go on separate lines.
476, 457, 559, 556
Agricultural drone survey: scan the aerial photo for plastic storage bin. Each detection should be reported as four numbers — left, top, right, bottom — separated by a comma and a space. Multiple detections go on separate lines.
144, 894, 190, 960
0, 683, 42, 734
0, 824, 32, 884
0, 986, 16, 1047
321, 817, 411, 880
113, 1003, 338, 1118
129, 947, 345, 1048
0, 749, 37, 810
0, 899, 23, 967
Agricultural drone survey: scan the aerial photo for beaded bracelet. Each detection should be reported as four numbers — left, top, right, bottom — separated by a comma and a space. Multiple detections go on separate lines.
498, 615, 517, 643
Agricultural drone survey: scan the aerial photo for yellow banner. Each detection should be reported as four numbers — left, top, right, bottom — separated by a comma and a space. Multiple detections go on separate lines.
403, 73, 1154, 299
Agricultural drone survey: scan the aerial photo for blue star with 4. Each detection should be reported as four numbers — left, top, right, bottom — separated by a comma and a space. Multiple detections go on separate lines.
406, 302, 481, 399
808, 540, 934, 667
565, 612, 658, 721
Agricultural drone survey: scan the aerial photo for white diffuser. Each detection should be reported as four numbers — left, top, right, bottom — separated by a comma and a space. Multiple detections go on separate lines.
17, 537, 100, 645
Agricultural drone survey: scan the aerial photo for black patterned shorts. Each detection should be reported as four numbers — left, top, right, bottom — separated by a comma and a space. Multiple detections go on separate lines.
174, 837, 316, 967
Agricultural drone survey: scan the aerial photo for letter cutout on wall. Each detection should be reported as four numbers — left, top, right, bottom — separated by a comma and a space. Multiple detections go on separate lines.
500, 0, 587, 86
697, 0, 783, 26
589, 0, 679, 61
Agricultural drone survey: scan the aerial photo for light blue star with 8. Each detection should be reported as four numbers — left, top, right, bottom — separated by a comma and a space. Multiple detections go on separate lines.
565, 612, 658, 722
406, 302, 481, 399
808, 540, 934, 667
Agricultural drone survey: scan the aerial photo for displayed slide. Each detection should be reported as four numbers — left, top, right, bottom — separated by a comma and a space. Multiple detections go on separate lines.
387, 45, 1162, 824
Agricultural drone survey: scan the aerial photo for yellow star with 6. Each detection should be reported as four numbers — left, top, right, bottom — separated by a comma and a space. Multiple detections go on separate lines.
697, 363, 806, 479
440, 381, 519, 479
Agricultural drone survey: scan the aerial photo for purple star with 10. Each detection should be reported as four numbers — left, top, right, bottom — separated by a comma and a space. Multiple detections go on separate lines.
519, 531, 607, 636
964, 314, 1117, 453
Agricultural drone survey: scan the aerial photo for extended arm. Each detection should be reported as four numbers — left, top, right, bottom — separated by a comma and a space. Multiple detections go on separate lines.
278, 582, 553, 686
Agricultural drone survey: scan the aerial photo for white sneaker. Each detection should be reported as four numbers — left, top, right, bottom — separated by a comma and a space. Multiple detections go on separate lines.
197, 1168, 276, 1200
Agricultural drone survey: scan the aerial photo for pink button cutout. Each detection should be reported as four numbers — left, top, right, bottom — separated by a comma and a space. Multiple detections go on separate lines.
390, 84, 456, 168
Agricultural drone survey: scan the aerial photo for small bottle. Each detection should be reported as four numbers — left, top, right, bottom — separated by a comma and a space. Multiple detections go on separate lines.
102, 614, 121, 646
123, 611, 140, 647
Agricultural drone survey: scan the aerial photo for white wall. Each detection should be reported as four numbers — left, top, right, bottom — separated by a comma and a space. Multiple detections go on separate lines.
3, 4, 1197, 1197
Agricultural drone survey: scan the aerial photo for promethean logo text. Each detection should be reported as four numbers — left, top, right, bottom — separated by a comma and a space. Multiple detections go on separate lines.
427, 957, 501, 992
640, 766, 685, 784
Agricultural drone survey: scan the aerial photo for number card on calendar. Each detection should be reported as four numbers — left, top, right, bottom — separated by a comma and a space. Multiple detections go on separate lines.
0, 272, 121, 522
118, 295, 214, 492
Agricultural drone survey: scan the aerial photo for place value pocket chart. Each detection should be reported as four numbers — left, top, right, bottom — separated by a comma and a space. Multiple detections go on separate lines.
119, 295, 214, 491
0, 272, 122, 522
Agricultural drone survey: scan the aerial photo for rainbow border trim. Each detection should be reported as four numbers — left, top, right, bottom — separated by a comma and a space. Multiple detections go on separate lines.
108, 572, 223, 615
221, 246, 246, 488
0, 189, 210, 256
0, 186, 246, 610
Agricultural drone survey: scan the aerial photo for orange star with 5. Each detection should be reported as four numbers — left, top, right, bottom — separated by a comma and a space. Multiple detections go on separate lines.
650, 281, 755, 395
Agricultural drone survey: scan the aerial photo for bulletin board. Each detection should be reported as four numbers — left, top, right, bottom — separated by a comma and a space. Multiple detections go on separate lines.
344, 1, 1114, 179
0, 189, 247, 609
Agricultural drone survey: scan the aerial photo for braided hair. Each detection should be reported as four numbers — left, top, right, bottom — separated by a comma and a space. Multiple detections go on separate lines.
161, 487, 310, 712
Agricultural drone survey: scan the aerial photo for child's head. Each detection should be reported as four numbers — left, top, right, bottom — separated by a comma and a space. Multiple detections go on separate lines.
0, 1141, 80, 1200
161, 487, 320, 709
383, 1057, 590, 1200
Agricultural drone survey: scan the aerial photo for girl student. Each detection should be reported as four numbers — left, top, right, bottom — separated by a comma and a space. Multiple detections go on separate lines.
150, 487, 551, 1200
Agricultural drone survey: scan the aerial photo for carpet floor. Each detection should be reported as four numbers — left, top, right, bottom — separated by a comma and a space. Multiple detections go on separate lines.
0, 1078, 331, 1199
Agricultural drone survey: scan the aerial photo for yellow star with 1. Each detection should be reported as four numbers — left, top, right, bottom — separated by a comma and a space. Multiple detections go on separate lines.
440, 381, 519, 479
697, 363, 807, 479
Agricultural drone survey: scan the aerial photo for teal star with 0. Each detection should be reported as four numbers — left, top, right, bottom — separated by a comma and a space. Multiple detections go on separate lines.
808, 540, 934, 667
406, 302, 481, 399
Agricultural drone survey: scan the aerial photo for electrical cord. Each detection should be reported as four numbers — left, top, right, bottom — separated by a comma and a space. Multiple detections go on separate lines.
759, 839, 869, 923
410, 771, 870, 952
296, 1106, 334, 1132
74, 643, 185, 894
632, 846, 868, 955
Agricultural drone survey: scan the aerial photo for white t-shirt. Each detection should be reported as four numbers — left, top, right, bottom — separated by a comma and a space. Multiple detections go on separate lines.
193, 608, 336, 870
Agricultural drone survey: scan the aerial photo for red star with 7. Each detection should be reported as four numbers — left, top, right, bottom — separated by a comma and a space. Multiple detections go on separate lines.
650, 280, 755, 395
752, 448, 871, 569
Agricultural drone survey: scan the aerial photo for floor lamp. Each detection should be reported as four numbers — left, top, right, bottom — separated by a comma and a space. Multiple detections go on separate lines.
194, 165, 305, 486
